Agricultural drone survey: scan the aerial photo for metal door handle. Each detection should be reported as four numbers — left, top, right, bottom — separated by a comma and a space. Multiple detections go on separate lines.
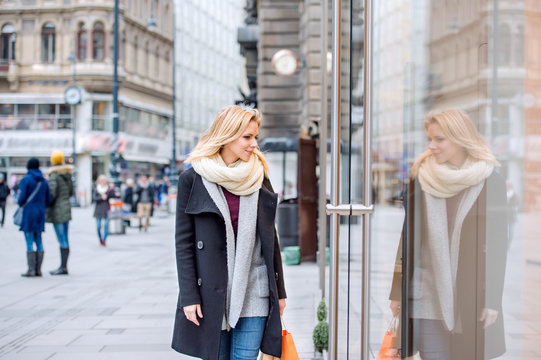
326, 204, 373, 216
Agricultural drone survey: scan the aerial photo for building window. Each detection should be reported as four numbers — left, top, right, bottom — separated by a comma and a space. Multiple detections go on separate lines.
133, 37, 138, 72
92, 22, 105, 61
515, 25, 524, 67
155, 46, 160, 79
92, 101, 109, 130
498, 25, 511, 67
41, 22, 55, 63
77, 23, 87, 60
1, 23, 16, 62
144, 41, 149, 76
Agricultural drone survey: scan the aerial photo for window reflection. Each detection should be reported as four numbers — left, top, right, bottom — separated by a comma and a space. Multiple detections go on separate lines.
368, 1, 541, 360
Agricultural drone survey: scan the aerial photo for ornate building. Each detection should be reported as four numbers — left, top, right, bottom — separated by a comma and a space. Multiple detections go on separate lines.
0, 0, 173, 204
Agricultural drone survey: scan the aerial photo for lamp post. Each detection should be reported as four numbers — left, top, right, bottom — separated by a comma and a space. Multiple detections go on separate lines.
66, 52, 80, 207
169, 5, 178, 190
109, 0, 121, 195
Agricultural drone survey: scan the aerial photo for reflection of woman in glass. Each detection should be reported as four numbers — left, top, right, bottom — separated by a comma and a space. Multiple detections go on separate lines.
389, 110, 508, 359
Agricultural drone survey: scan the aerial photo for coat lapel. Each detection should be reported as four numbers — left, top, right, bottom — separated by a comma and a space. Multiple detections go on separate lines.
185, 173, 223, 218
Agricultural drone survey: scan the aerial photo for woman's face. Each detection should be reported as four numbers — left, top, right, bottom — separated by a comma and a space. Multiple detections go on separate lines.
426, 122, 467, 167
221, 120, 259, 165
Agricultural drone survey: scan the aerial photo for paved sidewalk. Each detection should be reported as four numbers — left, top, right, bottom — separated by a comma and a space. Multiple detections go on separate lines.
0, 204, 321, 360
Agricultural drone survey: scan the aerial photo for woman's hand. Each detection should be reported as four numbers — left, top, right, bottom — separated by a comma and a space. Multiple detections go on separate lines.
183, 304, 203, 326
480, 308, 498, 329
390, 300, 401, 317
279, 299, 286, 316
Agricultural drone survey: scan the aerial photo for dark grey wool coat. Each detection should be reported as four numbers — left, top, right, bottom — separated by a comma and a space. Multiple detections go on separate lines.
172, 168, 287, 360
390, 171, 509, 359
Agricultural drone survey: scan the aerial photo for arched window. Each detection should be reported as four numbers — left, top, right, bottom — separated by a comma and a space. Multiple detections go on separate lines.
1, 23, 16, 62
92, 22, 105, 60
498, 24, 511, 66
132, 37, 138, 72
41, 22, 55, 63
144, 41, 149, 76
514, 25, 524, 67
163, 4, 169, 32
77, 23, 87, 60
155, 45, 160, 78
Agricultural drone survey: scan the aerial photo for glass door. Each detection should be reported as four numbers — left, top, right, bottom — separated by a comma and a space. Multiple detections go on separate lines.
327, 0, 541, 359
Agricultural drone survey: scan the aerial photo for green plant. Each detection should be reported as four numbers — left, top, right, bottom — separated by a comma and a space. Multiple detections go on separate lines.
312, 298, 329, 353
317, 298, 327, 321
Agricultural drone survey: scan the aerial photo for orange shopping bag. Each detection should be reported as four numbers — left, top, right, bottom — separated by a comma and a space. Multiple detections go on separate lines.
377, 316, 400, 360
281, 329, 300, 360
259, 320, 300, 360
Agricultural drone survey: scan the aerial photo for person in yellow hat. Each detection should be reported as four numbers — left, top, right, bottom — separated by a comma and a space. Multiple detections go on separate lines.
46, 150, 74, 275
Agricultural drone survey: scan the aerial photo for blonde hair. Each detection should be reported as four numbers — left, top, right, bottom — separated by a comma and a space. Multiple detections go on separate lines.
96, 174, 108, 185
186, 105, 269, 176
411, 109, 499, 177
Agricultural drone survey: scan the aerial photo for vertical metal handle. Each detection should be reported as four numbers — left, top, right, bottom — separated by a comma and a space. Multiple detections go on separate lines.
328, 0, 342, 358
361, 0, 373, 359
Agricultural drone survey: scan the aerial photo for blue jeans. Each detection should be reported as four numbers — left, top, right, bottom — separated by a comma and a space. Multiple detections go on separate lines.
24, 232, 43, 252
53, 222, 69, 248
219, 317, 266, 360
96, 217, 109, 241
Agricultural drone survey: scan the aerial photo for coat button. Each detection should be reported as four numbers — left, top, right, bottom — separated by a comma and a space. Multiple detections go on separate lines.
197, 278, 202, 286
275, 272, 279, 280
197, 241, 204, 250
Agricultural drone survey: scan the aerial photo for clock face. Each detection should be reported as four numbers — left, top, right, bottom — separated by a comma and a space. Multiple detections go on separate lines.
65, 87, 82, 105
272, 49, 299, 77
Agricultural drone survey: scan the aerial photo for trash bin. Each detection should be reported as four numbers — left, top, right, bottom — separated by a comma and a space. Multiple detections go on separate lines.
283, 246, 301, 265
276, 198, 298, 249
108, 199, 125, 235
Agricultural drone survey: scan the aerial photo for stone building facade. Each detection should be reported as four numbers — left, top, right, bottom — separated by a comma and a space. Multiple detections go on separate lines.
0, 0, 173, 204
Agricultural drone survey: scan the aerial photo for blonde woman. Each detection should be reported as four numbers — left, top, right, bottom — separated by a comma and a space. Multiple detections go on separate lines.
171, 105, 287, 360
389, 109, 509, 359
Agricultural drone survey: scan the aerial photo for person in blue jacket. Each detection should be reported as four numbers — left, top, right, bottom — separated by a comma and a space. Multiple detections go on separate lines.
18, 158, 51, 277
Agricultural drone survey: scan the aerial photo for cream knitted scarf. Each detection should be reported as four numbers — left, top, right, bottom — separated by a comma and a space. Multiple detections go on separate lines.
96, 184, 108, 195
417, 155, 494, 198
191, 154, 264, 196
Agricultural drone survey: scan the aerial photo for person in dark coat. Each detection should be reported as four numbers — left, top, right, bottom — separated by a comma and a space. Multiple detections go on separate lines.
122, 178, 135, 213
92, 175, 115, 246
135, 175, 154, 231
45, 150, 74, 275
0, 173, 10, 227
389, 110, 509, 359
172, 105, 287, 360
18, 158, 51, 277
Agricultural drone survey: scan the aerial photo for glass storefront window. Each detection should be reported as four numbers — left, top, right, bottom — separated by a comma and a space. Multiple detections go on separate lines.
358, 1, 541, 359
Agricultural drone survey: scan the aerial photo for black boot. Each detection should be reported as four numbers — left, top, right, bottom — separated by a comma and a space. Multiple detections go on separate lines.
35, 251, 44, 276
50, 248, 69, 275
21, 251, 38, 277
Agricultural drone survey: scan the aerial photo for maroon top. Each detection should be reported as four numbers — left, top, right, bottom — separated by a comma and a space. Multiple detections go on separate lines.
222, 187, 240, 239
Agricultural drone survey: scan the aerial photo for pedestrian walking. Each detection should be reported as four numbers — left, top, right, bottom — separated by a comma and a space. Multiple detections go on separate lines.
171, 105, 287, 360
0, 173, 10, 227
93, 175, 115, 246
388, 109, 509, 359
18, 158, 51, 277
158, 176, 170, 207
135, 175, 153, 231
122, 178, 135, 213
45, 150, 74, 275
